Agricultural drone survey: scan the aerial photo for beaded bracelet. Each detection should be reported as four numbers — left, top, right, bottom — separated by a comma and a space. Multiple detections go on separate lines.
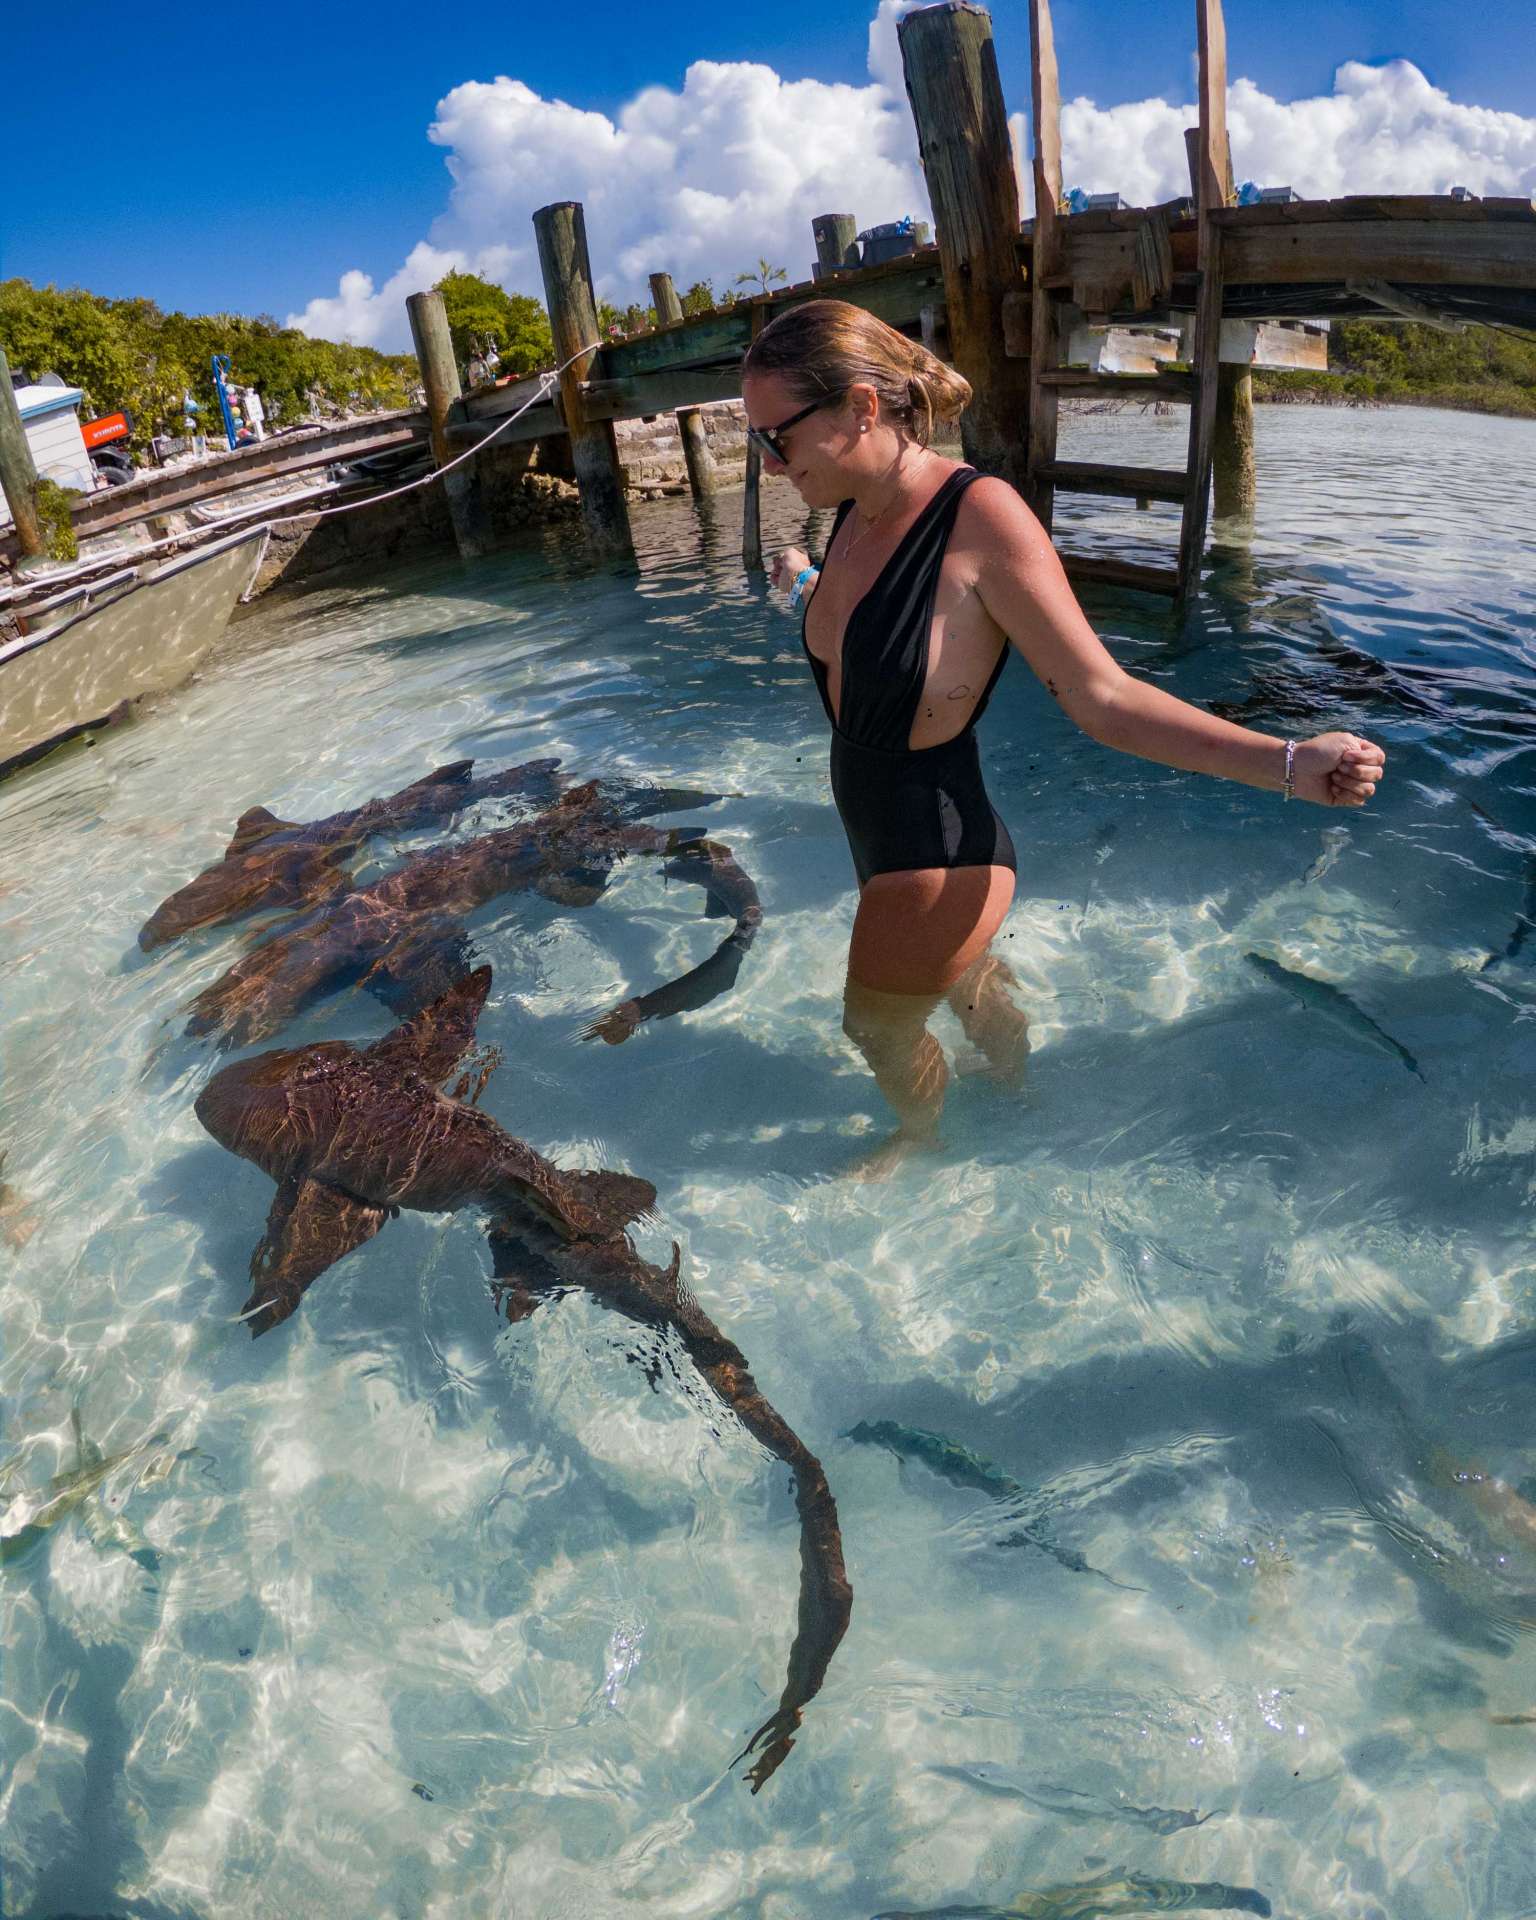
787, 567, 816, 612
1282, 740, 1296, 802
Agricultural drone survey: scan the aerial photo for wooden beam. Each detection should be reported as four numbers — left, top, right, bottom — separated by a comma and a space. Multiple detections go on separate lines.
445, 408, 560, 449
1061, 553, 1181, 596
1037, 369, 1196, 400
650, 271, 721, 497
899, 2, 1032, 492
581, 369, 743, 420
1218, 214, 1536, 287
534, 201, 634, 563
1345, 278, 1469, 330
0, 348, 44, 558
1027, 0, 1063, 529
405, 289, 491, 560
1042, 461, 1190, 501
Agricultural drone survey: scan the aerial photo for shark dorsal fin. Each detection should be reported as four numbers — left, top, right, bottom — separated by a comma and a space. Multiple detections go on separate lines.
567, 1169, 657, 1236
406, 759, 475, 792
225, 806, 299, 857
367, 967, 492, 1082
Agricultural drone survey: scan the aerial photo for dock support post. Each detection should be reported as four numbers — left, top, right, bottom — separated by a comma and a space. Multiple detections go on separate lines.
534, 201, 635, 564
742, 304, 767, 572
0, 349, 46, 560
812, 215, 860, 278
1025, 0, 1064, 531
899, 2, 1031, 493
1213, 363, 1256, 527
649, 272, 718, 500
1175, 0, 1233, 607
405, 290, 490, 561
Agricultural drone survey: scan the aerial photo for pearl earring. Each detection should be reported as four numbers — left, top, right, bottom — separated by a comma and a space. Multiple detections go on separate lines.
858, 422, 869, 434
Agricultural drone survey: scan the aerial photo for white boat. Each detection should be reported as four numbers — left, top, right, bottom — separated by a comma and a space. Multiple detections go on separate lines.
0, 526, 269, 778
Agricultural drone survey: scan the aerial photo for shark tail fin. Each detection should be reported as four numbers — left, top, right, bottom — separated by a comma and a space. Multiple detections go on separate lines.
567, 1169, 657, 1235
224, 805, 300, 857
366, 966, 491, 1082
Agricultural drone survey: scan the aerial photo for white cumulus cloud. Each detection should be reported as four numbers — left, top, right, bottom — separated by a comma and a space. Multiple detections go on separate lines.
288, 14, 1536, 352
1018, 57, 1536, 212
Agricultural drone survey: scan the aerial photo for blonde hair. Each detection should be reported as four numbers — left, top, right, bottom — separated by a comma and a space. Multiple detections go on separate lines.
742, 298, 970, 447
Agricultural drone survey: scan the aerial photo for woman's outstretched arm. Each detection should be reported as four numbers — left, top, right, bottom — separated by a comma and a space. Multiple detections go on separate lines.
966, 478, 1385, 808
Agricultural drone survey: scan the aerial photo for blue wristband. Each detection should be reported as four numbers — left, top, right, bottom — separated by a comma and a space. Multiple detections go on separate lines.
787, 566, 816, 611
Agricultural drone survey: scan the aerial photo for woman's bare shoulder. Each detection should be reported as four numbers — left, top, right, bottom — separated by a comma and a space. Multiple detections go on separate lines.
956, 473, 1053, 556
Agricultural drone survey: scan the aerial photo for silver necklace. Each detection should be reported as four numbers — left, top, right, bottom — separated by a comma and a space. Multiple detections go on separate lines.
841, 493, 901, 556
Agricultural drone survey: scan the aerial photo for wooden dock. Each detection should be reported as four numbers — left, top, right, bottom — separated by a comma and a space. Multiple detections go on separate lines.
4, 0, 1531, 600
450, 0, 1534, 603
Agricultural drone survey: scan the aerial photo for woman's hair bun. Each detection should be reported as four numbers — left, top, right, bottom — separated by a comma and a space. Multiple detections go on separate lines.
744, 298, 973, 446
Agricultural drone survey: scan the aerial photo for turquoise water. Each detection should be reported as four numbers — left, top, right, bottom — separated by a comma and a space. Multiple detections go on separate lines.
3, 404, 1536, 1919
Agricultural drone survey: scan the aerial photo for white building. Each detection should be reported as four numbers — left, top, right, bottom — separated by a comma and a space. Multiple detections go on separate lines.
0, 383, 97, 529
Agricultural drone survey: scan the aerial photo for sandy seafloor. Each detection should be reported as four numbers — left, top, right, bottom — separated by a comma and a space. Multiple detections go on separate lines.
2, 405, 1536, 1919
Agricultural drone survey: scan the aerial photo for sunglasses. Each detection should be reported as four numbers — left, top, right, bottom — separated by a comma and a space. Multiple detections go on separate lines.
745, 393, 841, 465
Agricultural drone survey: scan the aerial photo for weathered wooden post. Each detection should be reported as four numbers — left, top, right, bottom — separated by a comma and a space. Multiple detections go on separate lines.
1025, 0, 1064, 530
1175, 0, 1235, 601
1183, 117, 1255, 531
742, 303, 767, 572
405, 290, 491, 561
1213, 363, 1257, 524
649, 271, 718, 500
812, 215, 860, 278
0, 349, 45, 560
899, 2, 1032, 494
534, 201, 635, 563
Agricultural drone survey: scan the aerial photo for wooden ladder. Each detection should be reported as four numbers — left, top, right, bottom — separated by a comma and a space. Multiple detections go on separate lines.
1025, 0, 1231, 608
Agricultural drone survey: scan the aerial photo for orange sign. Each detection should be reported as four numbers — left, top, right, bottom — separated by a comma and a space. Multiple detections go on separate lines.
81, 412, 130, 449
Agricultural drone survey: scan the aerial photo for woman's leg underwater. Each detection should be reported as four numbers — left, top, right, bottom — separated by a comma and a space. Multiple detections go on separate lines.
947, 950, 1031, 1083
841, 864, 1016, 1165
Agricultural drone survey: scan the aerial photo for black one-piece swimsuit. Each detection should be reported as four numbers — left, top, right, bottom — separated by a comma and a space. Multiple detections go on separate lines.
801, 465, 1017, 888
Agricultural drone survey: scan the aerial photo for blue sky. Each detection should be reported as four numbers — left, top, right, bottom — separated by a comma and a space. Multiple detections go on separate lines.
5, 0, 1534, 337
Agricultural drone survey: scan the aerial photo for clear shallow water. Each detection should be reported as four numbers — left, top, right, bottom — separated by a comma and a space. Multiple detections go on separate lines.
2, 405, 1536, 1920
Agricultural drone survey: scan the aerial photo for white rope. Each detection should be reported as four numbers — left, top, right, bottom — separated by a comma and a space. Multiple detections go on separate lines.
261, 341, 600, 533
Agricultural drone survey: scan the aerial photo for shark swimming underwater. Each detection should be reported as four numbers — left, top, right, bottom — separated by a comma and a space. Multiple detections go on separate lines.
872, 1867, 1271, 1919
181, 780, 760, 1049
1243, 951, 1424, 1080
138, 756, 565, 950
193, 967, 848, 1789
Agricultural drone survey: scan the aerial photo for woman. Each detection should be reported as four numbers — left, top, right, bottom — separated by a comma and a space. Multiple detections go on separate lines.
743, 300, 1386, 1170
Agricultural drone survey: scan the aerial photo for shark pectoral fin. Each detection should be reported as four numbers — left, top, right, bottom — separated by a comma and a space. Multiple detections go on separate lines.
364, 919, 478, 1021
242, 1175, 390, 1337
224, 805, 299, 857
366, 966, 491, 1082
568, 1169, 658, 1235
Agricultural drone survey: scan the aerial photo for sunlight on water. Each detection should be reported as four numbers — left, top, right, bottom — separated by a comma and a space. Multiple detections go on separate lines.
4, 407, 1536, 1918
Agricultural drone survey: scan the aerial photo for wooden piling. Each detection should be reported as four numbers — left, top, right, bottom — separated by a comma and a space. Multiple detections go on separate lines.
405, 290, 490, 560
533, 201, 635, 563
742, 304, 767, 572
899, 2, 1032, 493
649, 272, 718, 500
0, 349, 45, 560
812, 215, 860, 278
1175, 0, 1233, 603
1213, 364, 1256, 525
1183, 103, 1254, 538
1026, 0, 1064, 530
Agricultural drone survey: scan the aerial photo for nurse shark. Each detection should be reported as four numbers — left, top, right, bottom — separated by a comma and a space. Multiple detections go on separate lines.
182, 780, 760, 1050
193, 967, 847, 1790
